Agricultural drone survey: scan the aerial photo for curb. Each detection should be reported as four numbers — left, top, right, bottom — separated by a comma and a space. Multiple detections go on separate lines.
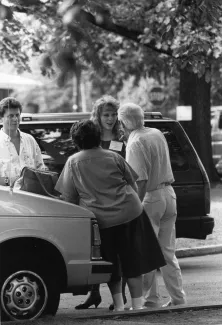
51, 303, 222, 321
5, 303, 222, 324
176, 244, 222, 258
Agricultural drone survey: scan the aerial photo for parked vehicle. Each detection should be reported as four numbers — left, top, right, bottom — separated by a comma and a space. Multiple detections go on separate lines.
16, 111, 214, 240
211, 106, 222, 175
0, 186, 112, 321
0, 111, 214, 321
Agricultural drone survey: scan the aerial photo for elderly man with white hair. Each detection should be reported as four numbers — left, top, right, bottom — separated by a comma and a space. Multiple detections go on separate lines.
118, 103, 186, 308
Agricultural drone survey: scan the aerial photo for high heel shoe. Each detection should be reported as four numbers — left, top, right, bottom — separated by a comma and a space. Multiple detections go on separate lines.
75, 292, 102, 309
109, 295, 127, 311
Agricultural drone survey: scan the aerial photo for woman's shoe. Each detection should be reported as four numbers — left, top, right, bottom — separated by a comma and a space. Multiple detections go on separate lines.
75, 293, 102, 309
109, 295, 127, 311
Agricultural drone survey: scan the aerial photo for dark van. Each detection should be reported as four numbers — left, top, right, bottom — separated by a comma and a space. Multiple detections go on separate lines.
16, 111, 214, 240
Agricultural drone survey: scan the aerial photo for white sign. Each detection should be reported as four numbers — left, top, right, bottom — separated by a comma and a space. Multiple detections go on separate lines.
176, 106, 192, 121
109, 141, 123, 152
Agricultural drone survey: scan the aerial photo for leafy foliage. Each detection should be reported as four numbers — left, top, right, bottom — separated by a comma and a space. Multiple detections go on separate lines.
0, 0, 222, 85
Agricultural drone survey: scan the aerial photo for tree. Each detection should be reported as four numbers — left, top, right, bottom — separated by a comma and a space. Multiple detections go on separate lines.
1, 0, 222, 180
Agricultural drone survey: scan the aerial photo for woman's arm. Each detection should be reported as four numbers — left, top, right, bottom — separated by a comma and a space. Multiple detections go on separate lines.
130, 181, 138, 193
136, 180, 148, 202
55, 160, 79, 204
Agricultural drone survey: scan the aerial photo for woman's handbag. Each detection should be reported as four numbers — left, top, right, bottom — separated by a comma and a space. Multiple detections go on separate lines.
17, 166, 59, 198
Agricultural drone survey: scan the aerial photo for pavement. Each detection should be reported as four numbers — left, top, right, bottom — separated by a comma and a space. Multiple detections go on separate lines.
55, 244, 222, 323
6, 184, 222, 324
176, 244, 222, 258
56, 183, 222, 322
57, 303, 222, 322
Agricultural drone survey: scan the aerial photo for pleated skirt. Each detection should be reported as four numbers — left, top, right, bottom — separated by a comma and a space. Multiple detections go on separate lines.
100, 209, 166, 281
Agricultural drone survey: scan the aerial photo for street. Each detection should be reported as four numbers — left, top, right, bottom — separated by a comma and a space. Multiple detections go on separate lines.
57, 253, 222, 317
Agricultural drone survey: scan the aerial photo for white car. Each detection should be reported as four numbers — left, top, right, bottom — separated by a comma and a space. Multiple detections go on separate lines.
0, 185, 112, 321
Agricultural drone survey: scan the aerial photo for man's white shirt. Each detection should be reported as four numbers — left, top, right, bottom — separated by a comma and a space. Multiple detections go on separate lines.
0, 129, 45, 184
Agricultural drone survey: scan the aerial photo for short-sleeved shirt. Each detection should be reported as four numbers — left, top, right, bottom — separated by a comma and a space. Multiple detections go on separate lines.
55, 148, 143, 229
126, 127, 174, 191
0, 128, 45, 184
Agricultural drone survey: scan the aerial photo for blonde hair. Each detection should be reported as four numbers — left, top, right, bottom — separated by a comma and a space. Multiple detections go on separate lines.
90, 95, 121, 139
118, 103, 144, 130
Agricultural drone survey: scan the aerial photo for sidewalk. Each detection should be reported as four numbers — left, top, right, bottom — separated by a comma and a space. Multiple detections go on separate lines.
55, 184, 222, 323
58, 261, 222, 320
176, 244, 222, 258
8, 306, 222, 325
37, 183, 222, 324
54, 304, 222, 325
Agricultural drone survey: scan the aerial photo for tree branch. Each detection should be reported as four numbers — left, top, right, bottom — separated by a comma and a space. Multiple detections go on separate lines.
81, 9, 173, 57
9, 4, 173, 57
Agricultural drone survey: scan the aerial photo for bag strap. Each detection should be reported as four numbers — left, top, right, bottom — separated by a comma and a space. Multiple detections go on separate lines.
34, 170, 59, 199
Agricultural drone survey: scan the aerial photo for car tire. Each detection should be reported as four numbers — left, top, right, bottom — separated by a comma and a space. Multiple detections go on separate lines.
42, 275, 60, 316
0, 257, 60, 321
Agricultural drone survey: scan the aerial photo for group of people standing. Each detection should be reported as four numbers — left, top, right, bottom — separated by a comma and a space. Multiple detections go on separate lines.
56, 95, 186, 311
0, 95, 186, 311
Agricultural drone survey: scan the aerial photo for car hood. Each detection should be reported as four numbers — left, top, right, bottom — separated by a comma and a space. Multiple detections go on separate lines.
0, 186, 95, 218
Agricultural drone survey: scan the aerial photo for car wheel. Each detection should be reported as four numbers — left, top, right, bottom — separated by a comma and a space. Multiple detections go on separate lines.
0, 265, 60, 321
42, 275, 60, 316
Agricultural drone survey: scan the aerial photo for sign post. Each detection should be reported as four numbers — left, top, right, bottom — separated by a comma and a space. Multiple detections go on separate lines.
149, 86, 166, 108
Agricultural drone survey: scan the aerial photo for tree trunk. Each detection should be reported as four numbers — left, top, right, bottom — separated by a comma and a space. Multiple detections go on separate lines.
179, 68, 219, 182
73, 67, 82, 112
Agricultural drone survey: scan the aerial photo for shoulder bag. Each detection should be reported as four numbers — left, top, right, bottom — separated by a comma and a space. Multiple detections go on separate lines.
17, 166, 59, 199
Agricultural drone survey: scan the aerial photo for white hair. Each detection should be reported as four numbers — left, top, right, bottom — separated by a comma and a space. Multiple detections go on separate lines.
118, 103, 144, 130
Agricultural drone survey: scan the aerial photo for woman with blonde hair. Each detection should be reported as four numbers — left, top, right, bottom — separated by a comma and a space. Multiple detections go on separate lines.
75, 95, 126, 310
90, 95, 126, 157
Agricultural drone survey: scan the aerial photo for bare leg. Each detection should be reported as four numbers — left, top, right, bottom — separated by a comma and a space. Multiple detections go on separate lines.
122, 277, 127, 301
127, 275, 142, 298
109, 277, 127, 310
127, 275, 144, 310
108, 280, 124, 311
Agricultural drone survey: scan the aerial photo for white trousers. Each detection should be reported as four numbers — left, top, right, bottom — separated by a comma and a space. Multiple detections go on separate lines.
143, 185, 186, 305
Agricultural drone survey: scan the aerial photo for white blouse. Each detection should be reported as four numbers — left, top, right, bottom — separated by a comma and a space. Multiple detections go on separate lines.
0, 129, 45, 184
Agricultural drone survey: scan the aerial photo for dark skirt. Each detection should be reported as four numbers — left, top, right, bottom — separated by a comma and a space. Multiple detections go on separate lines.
100, 210, 166, 281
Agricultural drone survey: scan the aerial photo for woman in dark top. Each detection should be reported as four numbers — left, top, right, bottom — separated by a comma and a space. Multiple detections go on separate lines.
91, 95, 126, 158
75, 95, 126, 310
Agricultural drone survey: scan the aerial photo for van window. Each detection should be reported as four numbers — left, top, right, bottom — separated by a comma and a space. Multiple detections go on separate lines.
26, 126, 78, 173
23, 124, 189, 173
158, 127, 189, 172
